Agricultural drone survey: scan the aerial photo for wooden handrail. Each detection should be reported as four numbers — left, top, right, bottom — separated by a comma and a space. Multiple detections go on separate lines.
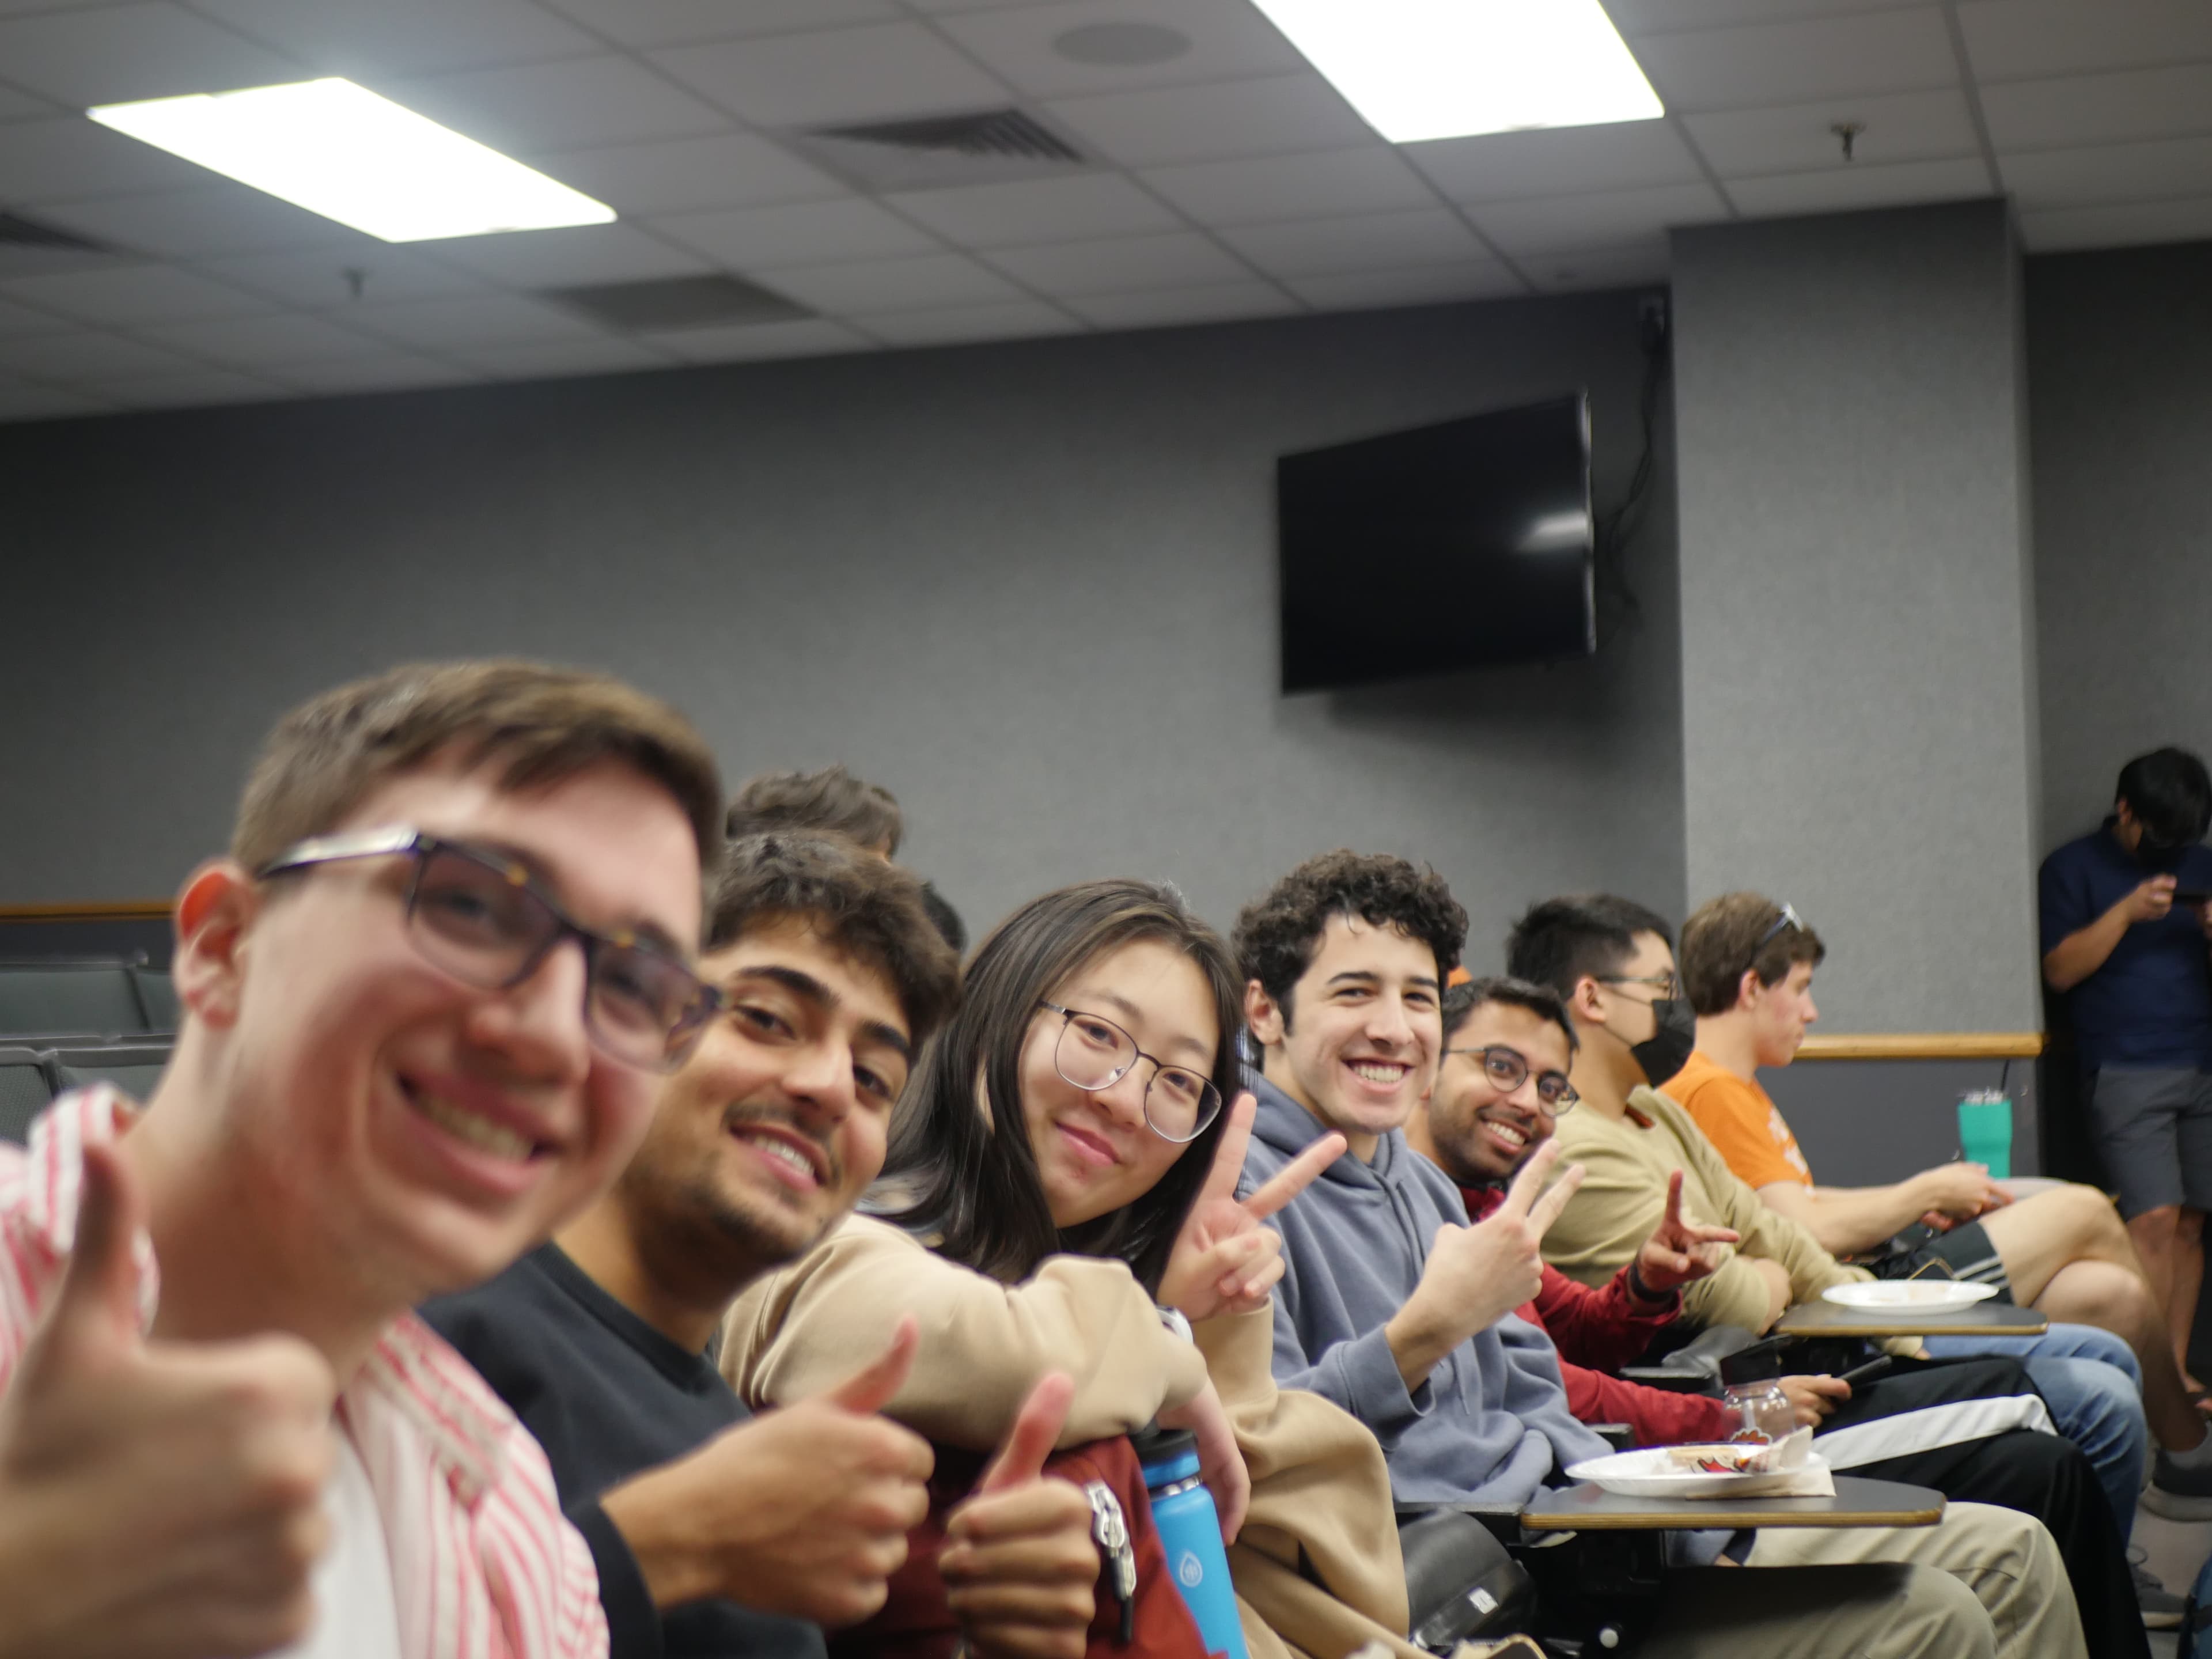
1794, 1033, 2044, 1061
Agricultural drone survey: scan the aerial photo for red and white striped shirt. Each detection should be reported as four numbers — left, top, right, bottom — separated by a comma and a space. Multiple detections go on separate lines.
0, 1089, 609, 1659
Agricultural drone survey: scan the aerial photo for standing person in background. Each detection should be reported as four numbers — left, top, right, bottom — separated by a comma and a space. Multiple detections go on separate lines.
726, 764, 966, 953
2042, 747, 2212, 1402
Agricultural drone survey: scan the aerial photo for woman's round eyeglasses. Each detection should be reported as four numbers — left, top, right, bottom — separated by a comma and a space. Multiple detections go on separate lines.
1037, 1001, 1224, 1144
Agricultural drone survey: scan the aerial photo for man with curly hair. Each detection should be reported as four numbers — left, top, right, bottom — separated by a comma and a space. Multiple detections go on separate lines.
1225, 851, 2014, 1659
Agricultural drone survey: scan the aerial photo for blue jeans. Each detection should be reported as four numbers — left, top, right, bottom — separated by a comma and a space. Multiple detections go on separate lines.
1923, 1323, 2145, 1543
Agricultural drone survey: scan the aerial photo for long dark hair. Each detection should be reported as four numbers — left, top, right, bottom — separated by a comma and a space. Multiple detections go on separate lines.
874, 879, 1243, 1293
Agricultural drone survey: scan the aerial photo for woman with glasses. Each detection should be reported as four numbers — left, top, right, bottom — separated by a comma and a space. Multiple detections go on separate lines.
720, 879, 1427, 1659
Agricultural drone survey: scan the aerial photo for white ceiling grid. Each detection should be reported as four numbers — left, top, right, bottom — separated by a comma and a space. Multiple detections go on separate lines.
0, 0, 2202, 422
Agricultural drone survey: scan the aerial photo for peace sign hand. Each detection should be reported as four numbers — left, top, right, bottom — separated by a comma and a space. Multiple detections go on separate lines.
1155, 1093, 1346, 1323
1633, 1169, 1741, 1296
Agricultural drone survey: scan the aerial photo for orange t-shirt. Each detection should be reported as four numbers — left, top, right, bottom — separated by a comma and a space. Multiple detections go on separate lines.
1667, 1049, 1815, 1190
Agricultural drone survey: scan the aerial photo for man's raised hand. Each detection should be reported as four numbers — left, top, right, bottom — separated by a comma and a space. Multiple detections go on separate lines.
1156, 1092, 1345, 1322
1632, 1170, 1741, 1296
599, 1315, 934, 1627
0, 1142, 338, 1659
941, 1372, 1099, 1659
1385, 1139, 1586, 1390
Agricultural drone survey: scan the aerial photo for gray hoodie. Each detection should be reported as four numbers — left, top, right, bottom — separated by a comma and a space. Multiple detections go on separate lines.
1237, 1070, 1616, 1508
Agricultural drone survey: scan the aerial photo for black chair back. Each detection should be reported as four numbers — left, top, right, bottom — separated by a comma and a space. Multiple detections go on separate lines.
48, 1041, 172, 1103
0, 959, 153, 1040
0, 1047, 56, 1145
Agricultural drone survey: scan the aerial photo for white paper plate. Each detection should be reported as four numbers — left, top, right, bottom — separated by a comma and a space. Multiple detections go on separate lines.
1821, 1280, 1999, 1310
1563, 1446, 1831, 1499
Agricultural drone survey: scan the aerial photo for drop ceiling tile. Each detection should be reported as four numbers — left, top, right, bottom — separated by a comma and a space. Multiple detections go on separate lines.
542, 0, 898, 49
0, 293, 73, 336
1522, 239, 1672, 293
645, 317, 866, 362
885, 173, 1179, 248
1980, 66, 2212, 153
1957, 0, 2212, 84
2001, 135, 2212, 212
2020, 193, 2212, 252
135, 310, 388, 367
0, 116, 213, 204
191, 0, 597, 77
1407, 120, 1704, 203
351, 291, 601, 349
1465, 181, 1729, 256
1630, 9, 1957, 114
650, 23, 1008, 128
985, 230, 1250, 296
453, 335, 680, 377
1684, 89, 1980, 177
1046, 74, 1373, 168
936, 0, 1305, 100
0, 5, 301, 108
93, 367, 285, 408
1220, 208, 1492, 278
756, 251, 1024, 313
35, 181, 376, 260
654, 197, 939, 267
0, 377, 110, 422
855, 298, 1081, 346
1, 262, 267, 324
197, 245, 487, 309
535, 134, 844, 215
1723, 154, 1993, 215
429, 222, 711, 287
1283, 260, 1525, 312
271, 354, 479, 393
0, 329, 204, 380
1064, 279, 1296, 327
386, 56, 730, 156
1602, 0, 1916, 35
0, 85, 60, 122
1142, 147, 1434, 226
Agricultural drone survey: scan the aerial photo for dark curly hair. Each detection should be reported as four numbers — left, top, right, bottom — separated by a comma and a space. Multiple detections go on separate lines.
726, 764, 903, 857
1232, 850, 1465, 1027
707, 831, 961, 1046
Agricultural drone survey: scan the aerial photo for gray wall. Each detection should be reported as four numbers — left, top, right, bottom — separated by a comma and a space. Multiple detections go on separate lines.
2028, 240, 2212, 854
1671, 200, 2044, 1033
0, 293, 1683, 953
1761, 1055, 2040, 1185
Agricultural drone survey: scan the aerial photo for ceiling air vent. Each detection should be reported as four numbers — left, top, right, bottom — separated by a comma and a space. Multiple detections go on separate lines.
0, 212, 111, 252
540, 274, 809, 332
788, 108, 1091, 192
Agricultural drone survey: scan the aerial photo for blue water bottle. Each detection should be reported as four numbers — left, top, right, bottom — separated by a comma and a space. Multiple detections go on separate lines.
1133, 1426, 1249, 1659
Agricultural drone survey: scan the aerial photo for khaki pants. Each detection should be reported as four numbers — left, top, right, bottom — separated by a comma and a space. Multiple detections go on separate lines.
1638, 1560, 1995, 1659
1747, 1503, 2084, 1659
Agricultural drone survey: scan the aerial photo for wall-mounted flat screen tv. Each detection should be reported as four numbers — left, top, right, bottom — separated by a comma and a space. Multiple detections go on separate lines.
1276, 392, 1595, 692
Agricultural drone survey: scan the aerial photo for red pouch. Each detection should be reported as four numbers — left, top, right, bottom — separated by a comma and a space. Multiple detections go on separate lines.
831, 1433, 1209, 1659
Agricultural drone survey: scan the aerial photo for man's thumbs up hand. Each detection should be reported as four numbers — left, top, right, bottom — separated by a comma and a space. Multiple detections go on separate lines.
941, 1373, 1098, 1659
0, 1143, 338, 1659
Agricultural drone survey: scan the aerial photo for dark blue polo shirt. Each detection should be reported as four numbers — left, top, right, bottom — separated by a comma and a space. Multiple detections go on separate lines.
2039, 820, 2212, 1070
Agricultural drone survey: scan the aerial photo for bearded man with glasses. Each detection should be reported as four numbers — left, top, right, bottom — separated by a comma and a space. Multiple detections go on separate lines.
0, 659, 729, 1659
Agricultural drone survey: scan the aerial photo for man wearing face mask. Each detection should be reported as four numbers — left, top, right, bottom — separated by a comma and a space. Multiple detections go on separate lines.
1509, 895, 2169, 1617
2043, 748, 2212, 1407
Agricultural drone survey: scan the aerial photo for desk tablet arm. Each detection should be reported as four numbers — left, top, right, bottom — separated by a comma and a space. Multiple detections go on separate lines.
1617, 1324, 1760, 1393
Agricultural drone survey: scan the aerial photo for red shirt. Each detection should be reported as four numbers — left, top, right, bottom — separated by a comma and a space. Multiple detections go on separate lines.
0, 1090, 609, 1659
1464, 1183, 1736, 1446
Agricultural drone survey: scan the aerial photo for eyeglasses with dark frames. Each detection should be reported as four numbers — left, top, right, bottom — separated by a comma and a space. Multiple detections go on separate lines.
1757, 902, 1806, 950
1442, 1044, 1579, 1114
256, 825, 722, 1073
1037, 1000, 1224, 1145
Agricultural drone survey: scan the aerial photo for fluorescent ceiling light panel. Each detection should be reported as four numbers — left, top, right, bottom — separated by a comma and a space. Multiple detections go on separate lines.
89, 79, 615, 243
1248, 0, 1663, 143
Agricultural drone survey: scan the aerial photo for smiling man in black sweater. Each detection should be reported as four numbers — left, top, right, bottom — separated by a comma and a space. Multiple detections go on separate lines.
426, 831, 1097, 1659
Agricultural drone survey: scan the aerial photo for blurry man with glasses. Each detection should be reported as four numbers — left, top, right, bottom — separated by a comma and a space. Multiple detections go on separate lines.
0, 659, 730, 1659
